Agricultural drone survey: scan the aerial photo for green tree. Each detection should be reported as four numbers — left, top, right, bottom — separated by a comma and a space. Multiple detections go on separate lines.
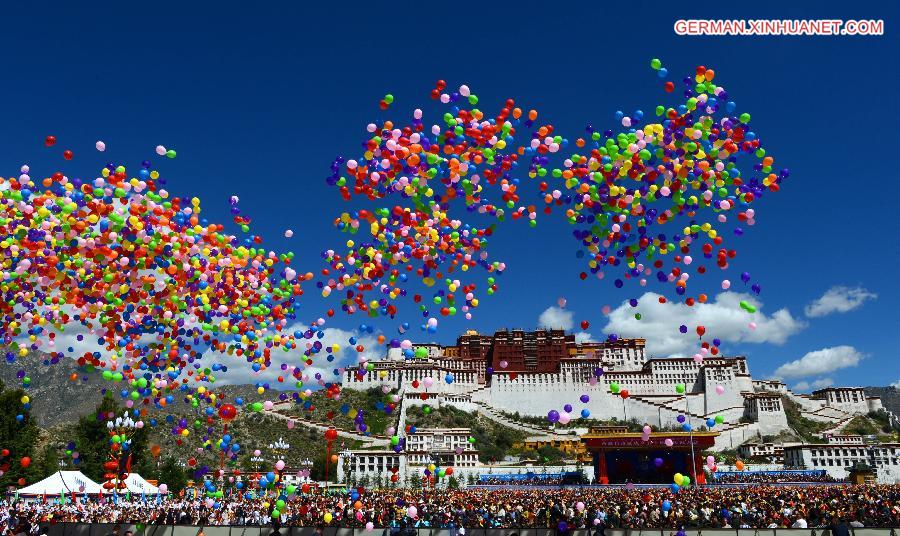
408, 472, 421, 489
309, 448, 337, 482
0, 379, 39, 489
158, 457, 188, 493
35, 443, 60, 480
447, 475, 460, 489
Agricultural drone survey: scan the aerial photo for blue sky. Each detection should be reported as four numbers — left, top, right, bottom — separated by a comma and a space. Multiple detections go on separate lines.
2, 2, 898, 390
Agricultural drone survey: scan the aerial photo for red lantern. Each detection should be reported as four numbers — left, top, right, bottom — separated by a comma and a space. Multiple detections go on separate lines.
218, 404, 238, 421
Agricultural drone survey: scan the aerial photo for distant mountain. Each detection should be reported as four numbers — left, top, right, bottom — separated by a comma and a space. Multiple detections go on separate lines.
0, 347, 371, 475
865, 386, 900, 415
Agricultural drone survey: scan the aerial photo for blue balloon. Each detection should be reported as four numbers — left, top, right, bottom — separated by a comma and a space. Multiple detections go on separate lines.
670, 483, 680, 493
581, 409, 591, 418
662, 500, 672, 511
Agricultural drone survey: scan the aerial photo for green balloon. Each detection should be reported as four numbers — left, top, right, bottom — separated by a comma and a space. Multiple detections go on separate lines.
714, 415, 724, 424
675, 383, 686, 394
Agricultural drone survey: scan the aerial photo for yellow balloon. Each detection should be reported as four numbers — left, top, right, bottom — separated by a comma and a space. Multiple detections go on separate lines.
324, 513, 333, 523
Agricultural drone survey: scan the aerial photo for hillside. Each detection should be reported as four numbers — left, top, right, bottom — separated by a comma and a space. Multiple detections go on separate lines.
865, 387, 900, 416
0, 347, 370, 482
404, 405, 526, 463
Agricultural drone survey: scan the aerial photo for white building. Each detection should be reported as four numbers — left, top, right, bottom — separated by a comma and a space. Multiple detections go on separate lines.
737, 442, 792, 464
337, 449, 406, 484
783, 442, 900, 483
812, 387, 883, 414
405, 428, 479, 468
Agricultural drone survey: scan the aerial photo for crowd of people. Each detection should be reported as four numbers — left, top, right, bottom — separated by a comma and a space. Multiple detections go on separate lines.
711, 472, 845, 484
2, 485, 899, 530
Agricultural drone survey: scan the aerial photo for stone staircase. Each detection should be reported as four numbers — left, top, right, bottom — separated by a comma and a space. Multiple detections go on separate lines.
820, 414, 855, 436
471, 400, 568, 438
265, 401, 389, 446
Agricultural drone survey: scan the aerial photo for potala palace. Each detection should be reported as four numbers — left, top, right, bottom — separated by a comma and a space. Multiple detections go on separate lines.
334, 329, 900, 484
343, 329, 883, 449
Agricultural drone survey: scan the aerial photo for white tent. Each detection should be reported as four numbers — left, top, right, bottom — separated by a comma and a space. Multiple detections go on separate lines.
103, 473, 161, 494
17, 470, 102, 496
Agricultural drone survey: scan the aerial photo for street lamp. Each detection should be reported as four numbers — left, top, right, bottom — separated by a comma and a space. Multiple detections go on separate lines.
103, 412, 137, 493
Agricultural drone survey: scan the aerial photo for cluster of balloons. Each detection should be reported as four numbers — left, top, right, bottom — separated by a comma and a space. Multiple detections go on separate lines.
0, 59, 783, 494
320, 62, 781, 348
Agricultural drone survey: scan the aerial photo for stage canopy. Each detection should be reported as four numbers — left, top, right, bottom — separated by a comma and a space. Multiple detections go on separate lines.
17, 471, 102, 496
103, 473, 161, 494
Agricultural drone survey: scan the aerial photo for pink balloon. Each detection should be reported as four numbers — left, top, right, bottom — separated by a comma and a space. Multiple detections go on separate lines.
664, 438, 674, 447
275, 460, 286, 471
365, 523, 374, 531
721, 280, 731, 290
407, 506, 418, 518
715, 385, 725, 395
749, 322, 757, 330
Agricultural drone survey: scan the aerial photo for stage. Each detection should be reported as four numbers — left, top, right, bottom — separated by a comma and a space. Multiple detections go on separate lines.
581, 426, 719, 485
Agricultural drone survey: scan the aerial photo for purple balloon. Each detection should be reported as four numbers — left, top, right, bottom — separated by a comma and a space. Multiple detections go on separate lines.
547, 410, 560, 423
580, 394, 590, 403
677, 414, 686, 423
654, 457, 663, 467
563, 404, 573, 413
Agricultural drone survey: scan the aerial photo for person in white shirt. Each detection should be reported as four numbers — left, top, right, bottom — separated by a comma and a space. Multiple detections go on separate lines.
791, 517, 808, 528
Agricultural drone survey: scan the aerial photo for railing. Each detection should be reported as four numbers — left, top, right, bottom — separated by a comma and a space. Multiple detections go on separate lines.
38, 525, 900, 536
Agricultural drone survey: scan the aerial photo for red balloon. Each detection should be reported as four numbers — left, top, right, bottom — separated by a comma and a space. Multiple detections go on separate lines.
445, 467, 454, 475
324, 428, 338, 442
63, 150, 74, 161
580, 320, 590, 330
1, 449, 9, 457
44, 135, 56, 147
696, 325, 706, 337
218, 404, 238, 421
19, 456, 31, 468
620, 390, 630, 399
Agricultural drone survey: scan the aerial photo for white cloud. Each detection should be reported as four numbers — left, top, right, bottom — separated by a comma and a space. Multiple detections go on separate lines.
538, 306, 574, 331
574, 331, 595, 343
804, 286, 877, 318
602, 292, 805, 356
774, 346, 864, 379
793, 377, 833, 392
891, 380, 900, 389
214, 325, 380, 389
